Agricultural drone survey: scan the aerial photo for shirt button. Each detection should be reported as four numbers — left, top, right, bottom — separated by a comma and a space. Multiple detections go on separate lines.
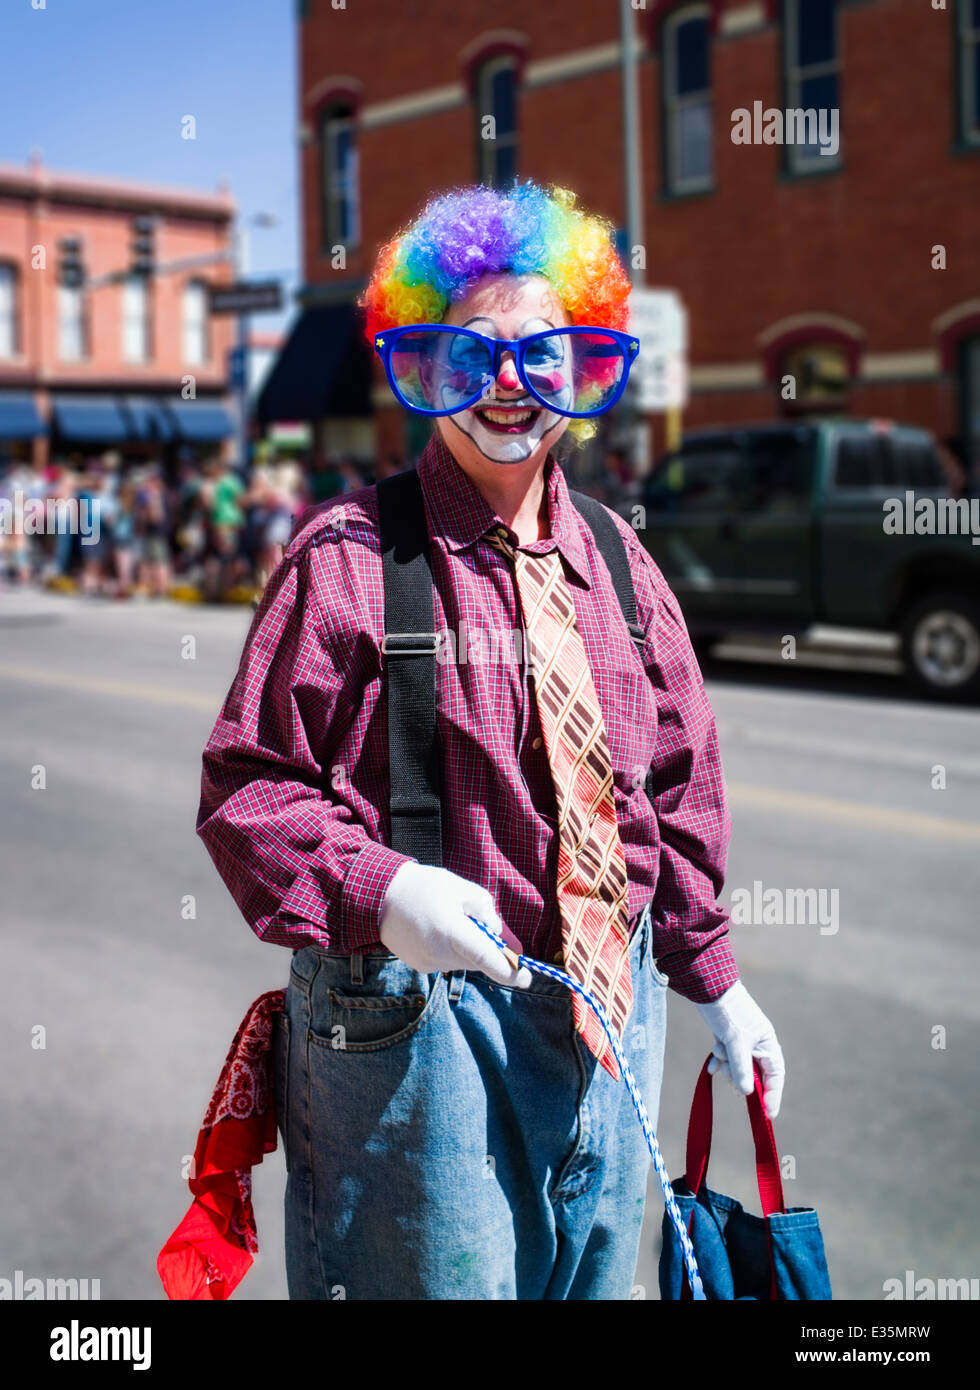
552, 950, 564, 965
532, 736, 543, 749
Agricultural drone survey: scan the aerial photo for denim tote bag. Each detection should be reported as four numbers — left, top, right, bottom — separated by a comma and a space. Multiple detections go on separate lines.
659, 1056, 832, 1301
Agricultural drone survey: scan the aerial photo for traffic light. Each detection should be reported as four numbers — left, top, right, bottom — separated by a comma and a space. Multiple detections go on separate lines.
131, 216, 156, 277
57, 236, 85, 289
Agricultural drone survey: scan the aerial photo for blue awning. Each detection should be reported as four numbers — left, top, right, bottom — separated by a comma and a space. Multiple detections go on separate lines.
162, 400, 235, 442
0, 393, 46, 440
120, 398, 176, 441
52, 397, 130, 444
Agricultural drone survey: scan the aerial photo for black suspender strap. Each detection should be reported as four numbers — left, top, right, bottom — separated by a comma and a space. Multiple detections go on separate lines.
376, 468, 444, 866
376, 467, 650, 866
567, 487, 657, 810
567, 488, 648, 659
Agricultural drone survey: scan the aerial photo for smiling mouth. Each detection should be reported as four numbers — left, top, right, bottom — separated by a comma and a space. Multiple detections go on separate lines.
472, 404, 541, 433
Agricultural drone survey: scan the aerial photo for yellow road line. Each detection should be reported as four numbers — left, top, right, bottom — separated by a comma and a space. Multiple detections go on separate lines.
728, 782, 980, 844
0, 661, 222, 713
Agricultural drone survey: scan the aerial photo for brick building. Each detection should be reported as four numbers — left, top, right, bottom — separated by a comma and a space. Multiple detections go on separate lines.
260, 0, 979, 482
0, 156, 237, 473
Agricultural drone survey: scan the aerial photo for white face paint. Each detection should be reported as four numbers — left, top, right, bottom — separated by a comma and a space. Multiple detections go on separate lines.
443, 314, 570, 465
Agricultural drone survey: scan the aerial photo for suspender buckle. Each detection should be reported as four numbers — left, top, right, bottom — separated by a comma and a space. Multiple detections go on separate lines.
381, 631, 442, 655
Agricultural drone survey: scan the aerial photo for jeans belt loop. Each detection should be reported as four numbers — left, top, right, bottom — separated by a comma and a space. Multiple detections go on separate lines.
349, 952, 364, 985
447, 970, 466, 1005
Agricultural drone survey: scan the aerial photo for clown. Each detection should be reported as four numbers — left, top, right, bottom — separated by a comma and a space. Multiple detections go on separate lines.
190, 179, 785, 1301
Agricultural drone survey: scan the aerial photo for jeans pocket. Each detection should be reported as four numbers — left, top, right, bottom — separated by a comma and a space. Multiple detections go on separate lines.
649, 956, 671, 989
310, 958, 446, 1053
273, 1011, 291, 1171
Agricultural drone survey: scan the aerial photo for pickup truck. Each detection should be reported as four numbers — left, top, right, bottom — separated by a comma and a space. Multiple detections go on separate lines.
622, 419, 980, 699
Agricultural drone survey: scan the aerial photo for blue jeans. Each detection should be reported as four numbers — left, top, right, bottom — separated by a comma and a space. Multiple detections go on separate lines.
276, 903, 668, 1300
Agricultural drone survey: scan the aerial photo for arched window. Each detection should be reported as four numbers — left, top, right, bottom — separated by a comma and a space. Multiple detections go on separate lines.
320, 103, 360, 249
662, 6, 713, 195
0, 264, 17, 357
783, 0, 841, 172
183, 280, 210, 366
781, 342, 850, 411
476, 54, 518, 188
122, 274, 150, 363
957, 0, 980, 145
58, 283, 86, 362
760, 315, 863, 414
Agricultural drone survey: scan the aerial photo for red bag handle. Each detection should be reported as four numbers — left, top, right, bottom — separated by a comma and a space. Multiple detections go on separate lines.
680, 1055, 784, 1300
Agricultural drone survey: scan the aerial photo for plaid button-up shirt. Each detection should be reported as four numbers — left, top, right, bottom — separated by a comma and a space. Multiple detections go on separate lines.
197, 433, 739, 1002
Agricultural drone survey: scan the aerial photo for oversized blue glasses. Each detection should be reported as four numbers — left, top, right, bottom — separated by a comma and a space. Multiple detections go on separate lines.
373, 324, 640, 418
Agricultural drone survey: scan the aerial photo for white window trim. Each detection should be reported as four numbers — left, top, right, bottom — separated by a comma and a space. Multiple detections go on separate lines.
122, 275, 151, 364
477, 54, 519, 186
663, 4, 714, 195
183, 280, 210, 366
323, 109, 360, 250
58, 284, 87, 363
0, 264, 17, 359
784, 0, 842, 172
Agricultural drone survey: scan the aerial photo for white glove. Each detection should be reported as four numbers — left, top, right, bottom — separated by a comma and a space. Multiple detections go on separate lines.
379, 862, 533, 988
696, 981, 785, 1119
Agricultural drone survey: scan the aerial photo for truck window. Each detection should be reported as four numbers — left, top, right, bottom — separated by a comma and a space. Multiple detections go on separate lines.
733, 436, 814, 511
644, 449, 742, 512
887, 437, 948, 489
832, 433, 947, 490
833, 435, 885, 488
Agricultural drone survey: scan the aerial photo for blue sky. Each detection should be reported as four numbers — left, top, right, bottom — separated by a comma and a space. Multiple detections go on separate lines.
0, 0, 299, 331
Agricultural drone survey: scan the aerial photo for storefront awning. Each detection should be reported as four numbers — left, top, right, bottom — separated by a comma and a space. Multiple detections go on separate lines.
52, 397, 130, 443
162, 401, 235, 442
120, 398, 176, 441
0, 393, 46, 440
257, 303, 373, 424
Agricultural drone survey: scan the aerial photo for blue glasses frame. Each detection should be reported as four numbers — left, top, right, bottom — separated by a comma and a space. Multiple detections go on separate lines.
373, 323, 641, 419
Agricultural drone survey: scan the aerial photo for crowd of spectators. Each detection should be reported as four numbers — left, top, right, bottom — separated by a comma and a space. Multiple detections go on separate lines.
0, 449, 404, 601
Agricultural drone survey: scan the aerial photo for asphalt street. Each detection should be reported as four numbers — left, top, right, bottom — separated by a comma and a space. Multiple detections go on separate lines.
2, 589, 978, 1301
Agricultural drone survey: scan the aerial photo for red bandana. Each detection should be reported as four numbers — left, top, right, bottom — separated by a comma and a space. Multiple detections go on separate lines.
157, 990, 285, 1300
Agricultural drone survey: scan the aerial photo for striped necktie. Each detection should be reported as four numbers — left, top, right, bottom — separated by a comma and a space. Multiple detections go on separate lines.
485, 522, 633, 1080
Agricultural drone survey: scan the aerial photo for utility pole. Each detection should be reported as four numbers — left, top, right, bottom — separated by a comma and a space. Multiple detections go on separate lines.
231, 212, 278, 478
234, 220, 250, 476
619, 0, 650, 481
620, 0, 645, 293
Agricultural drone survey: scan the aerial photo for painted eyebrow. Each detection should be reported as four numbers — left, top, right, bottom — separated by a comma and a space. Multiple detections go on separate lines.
459, 316, 558, 334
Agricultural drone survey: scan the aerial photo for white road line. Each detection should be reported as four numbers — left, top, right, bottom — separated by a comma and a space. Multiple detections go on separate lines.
719, 722, 980, 778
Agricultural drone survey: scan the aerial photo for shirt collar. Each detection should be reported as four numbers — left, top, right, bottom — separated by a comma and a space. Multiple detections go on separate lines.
415, 432, 593, 589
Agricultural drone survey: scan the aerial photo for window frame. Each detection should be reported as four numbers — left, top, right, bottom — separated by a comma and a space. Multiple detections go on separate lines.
958, 334, 980, 486
782, 0, 842, 177
182, 278, 211, 367
780, 340, 852, 414
661, 3, 714, 198
475, 53, 519, 188
57, 282, 88, 363
320, 103, 360, 252
121, 273, 151, 365
0, 262, 18, 358
956, 0, 980, 147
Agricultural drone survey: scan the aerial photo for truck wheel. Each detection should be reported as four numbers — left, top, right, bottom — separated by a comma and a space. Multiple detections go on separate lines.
900, 593, 980, 700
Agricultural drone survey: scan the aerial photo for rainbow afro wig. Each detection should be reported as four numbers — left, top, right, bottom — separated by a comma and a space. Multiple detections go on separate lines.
359, 180, 632, 442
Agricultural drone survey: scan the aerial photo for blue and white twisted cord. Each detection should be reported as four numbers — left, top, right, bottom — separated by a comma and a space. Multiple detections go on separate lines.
467, 914, 705, 1301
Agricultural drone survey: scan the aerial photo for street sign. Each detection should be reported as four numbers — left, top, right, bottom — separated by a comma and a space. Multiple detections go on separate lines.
627, 288, 688, 411
209, 281, 282, 315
